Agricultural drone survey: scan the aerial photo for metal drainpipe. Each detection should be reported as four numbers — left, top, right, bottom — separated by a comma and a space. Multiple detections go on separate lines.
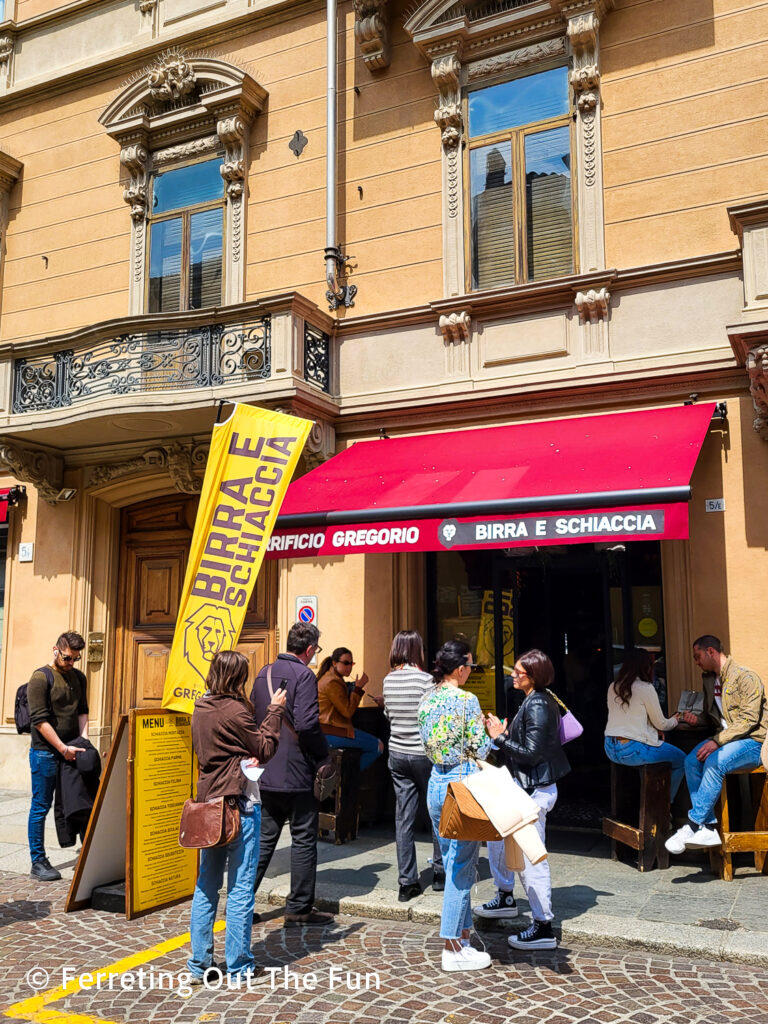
324, 0, 356, 310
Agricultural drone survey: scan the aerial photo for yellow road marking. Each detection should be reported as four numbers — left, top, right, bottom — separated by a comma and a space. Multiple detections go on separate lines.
3, 921, 226, 1024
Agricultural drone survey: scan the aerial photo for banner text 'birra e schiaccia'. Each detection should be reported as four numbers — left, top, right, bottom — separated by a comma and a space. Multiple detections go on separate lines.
162, 405, 311, 714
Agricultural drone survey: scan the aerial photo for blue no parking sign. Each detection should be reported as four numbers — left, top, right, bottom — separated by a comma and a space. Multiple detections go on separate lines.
295, 595, 318, 626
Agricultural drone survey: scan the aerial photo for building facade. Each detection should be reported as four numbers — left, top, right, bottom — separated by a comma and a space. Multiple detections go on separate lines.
0, 0, 766, 801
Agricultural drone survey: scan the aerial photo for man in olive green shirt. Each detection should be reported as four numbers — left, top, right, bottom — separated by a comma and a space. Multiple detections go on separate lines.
666, 634, 767, 854
27, 630, 88, 881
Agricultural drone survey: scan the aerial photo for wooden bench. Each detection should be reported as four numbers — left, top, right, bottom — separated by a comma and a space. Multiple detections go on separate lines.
709, 765, 768, 881
602, 762, 670, 871
318, 747, 361, 845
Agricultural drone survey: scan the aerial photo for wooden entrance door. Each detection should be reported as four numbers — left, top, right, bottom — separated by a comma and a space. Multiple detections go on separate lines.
114, 494, 277, 726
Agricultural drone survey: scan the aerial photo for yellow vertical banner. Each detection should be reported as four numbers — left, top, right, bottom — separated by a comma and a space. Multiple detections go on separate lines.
162, 404, 312, 713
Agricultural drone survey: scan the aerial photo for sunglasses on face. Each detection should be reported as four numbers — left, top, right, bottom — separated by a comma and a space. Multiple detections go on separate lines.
56, 650, 79, 663
337, 660, 355, 667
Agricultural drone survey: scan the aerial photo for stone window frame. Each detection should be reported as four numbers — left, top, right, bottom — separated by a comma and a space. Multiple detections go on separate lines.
99, 50, 267, 315
405, 0, 613, 299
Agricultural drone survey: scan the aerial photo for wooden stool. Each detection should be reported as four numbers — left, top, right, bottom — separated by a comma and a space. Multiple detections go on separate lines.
709, 766, 768, 881
318, 747, 361, 845
602, 762, 670, 871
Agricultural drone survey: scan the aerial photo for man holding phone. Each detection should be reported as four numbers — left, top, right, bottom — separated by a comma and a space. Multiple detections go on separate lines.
250, 622, 333, 925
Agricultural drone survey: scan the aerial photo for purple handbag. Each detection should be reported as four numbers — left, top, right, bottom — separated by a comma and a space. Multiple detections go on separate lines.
550, 691, 583, 744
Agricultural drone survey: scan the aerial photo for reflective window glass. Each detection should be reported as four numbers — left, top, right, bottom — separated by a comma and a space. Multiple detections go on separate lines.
148, 217, 182, 313
470, 142, 515, 290
189, 208, 223, 309
468, 66, 569, 138
152, 159, 224, 214
525, 127, 573, 280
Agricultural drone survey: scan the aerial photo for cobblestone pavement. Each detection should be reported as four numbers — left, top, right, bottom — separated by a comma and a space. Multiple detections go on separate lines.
2, 872, 768, 1024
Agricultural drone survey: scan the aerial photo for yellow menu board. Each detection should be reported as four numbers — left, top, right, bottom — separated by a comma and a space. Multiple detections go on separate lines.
127, 709, 198, 919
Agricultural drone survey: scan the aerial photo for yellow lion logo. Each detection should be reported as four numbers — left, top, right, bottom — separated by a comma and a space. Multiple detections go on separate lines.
183, 604, 237, 684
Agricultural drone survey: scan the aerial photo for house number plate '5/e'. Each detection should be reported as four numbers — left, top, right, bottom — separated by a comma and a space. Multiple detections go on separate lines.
705, 499, 726, 512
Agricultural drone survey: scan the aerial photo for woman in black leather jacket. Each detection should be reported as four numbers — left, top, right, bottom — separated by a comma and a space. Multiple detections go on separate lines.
476, 649, 570, 951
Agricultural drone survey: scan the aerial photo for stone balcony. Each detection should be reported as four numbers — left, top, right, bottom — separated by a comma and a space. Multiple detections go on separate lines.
0, 293, 337, 453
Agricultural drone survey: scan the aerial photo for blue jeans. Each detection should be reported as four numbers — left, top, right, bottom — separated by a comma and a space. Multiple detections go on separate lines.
28, 748, 58, 864
604, 736, 687, 801
327, 728, 381, 773
188, 805, 260, 979
685, 738, 763, 826
427, 762, 480, 940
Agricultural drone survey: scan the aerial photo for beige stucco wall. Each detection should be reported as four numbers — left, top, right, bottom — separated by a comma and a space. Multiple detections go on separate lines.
688, 395, 768, 673
602, 0, 768, 267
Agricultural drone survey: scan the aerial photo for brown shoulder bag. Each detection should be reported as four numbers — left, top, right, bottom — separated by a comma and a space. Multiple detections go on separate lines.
438, 692, 502, 842
178, 796, 240, 849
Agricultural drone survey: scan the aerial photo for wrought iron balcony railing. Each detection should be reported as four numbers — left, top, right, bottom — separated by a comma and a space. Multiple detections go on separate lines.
12, 317, 271, 413
303, 322, 330, 394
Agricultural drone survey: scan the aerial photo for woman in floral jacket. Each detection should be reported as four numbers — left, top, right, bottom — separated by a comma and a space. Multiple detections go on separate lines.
418, 638, 491, 973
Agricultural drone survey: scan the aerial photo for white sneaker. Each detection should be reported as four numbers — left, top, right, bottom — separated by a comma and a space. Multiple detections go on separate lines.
685, 825, 721, 848
474, 891, 519, 919
441, 945, 492, 972
665, 824, 695, 854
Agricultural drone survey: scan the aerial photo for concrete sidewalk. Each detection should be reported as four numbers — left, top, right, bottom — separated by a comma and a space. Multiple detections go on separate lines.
3, 789, 767, 967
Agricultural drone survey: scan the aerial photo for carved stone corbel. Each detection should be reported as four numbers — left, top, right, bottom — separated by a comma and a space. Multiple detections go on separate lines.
432, 54, 462, 151
0, 442, 64, 504
120, 144, 150, 223
439, 311, 471, 344
120, 143, 150, 310
217, 115, 248, 298
574, 287, 610, 358
138, 0, 157, 12
567, 10, 606, 273
575, 287, 610, 324
747, 345, 768, 441
0, 35, 15, 67
0, 151, 22, 253
353, 0, 390, 72
304, 421, 336, 471
431, 53, 465, 297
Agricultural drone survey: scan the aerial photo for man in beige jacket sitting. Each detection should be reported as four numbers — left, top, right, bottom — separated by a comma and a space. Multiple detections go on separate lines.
666, 635, 767, 854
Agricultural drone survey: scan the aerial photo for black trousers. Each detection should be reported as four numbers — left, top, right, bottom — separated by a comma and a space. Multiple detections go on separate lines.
255, 789, 318, 915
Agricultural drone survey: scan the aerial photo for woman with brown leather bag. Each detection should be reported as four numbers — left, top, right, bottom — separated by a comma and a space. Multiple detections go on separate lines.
187, 650, 286, 984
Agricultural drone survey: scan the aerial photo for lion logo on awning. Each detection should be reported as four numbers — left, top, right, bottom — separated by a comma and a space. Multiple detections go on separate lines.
183, 604, 237, 684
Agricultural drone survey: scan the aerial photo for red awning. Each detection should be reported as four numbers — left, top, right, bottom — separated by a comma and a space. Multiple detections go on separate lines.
0, 488, 12, 524
267, 403, 715, 558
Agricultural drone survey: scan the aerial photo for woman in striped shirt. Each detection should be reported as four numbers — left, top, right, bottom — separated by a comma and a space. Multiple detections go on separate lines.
382, 630, 444, 902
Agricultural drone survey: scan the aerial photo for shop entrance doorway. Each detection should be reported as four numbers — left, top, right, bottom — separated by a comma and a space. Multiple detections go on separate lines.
112, 494, 278, 732
428, 541, 666, 828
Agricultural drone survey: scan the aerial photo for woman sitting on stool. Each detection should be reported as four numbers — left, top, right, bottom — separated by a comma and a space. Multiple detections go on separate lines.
604, 647, 687, 801
317, 647, 383, 772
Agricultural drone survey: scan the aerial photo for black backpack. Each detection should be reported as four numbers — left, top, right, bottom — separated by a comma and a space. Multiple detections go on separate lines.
14, 667, 55, 735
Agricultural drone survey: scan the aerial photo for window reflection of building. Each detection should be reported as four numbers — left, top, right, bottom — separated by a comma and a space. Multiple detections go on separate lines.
472, 145, 514, 290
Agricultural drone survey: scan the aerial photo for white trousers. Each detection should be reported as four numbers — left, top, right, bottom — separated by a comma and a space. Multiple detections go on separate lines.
486, 783, 557, 923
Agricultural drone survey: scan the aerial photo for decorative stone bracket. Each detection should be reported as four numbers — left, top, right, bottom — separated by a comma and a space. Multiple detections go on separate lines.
304, 420, 336, 471
574, 285, 610, 359
431, 53, 464, 296
353, 0, 390, 71
575, 286, 610, 324
439, 311, 471, 344
727, 323, 768, 442
0, 441, 64, 504
90, 442, 209, 494
567, 8, 608, 272
747, 345, 768, 441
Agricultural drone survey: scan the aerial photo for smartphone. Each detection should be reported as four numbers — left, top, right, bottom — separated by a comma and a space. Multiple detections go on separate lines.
278, 679, 288, 691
